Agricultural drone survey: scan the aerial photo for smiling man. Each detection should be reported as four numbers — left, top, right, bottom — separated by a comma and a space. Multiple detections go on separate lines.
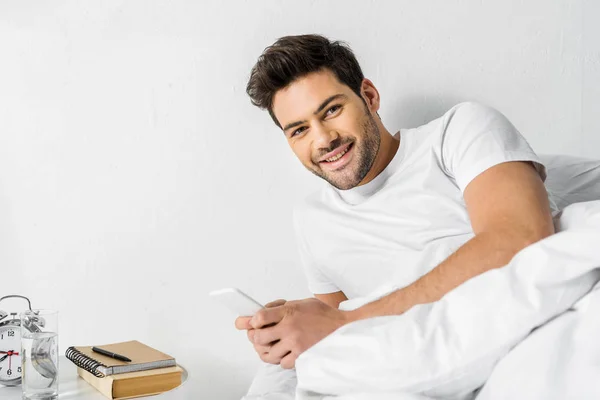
236, 34, 555, 370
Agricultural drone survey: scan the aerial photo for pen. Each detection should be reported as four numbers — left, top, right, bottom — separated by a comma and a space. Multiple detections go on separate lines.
92, 347, 132, 362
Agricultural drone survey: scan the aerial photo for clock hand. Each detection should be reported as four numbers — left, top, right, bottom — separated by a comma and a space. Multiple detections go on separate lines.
2, 350, 19, 369
0, 354, 7, 363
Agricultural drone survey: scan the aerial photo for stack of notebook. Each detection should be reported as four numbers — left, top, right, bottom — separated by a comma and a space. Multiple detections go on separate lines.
65, 340, 182, 400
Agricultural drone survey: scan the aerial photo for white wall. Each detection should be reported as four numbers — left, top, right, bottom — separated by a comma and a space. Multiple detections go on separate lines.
0, 0, 598, 398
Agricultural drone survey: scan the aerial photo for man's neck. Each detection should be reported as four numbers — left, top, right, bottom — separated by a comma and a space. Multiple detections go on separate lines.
357, 124, 400, 187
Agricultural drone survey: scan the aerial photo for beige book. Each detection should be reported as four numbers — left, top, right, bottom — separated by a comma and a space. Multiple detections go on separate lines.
77, 365, 183, 400
65, 340, 176, 376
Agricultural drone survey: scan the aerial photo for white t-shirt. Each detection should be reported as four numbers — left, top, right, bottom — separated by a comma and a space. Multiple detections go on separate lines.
293, 102, 556, 299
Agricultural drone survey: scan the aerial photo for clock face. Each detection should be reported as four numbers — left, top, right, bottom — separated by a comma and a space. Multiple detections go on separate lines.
0, 324, 23, 383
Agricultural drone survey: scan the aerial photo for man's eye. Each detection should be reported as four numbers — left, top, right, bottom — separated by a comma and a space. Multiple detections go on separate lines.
325, 105, 341, 116
291, 127, 307, 137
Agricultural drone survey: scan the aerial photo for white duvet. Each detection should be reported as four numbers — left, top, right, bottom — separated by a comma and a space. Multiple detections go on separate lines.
243, 155, 600, 400
243, 200, 600, 400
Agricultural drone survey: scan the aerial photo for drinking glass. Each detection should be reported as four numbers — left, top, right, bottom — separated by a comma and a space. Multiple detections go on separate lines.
20, 309, 58, 400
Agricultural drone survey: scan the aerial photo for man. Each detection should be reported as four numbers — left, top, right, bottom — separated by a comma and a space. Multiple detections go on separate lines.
235, 34, 555, 370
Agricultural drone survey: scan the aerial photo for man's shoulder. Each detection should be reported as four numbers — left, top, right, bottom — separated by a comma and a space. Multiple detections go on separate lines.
402, 102, 497, 148
438, 101, 519, 156
446, 100, 495, 115
442, 101, 505, 129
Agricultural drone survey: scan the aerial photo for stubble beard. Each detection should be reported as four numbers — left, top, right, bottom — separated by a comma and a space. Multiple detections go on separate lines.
309, 113, 381, 190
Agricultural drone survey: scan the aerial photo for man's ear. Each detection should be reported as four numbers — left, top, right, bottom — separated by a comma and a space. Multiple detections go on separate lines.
360, 78, 381, 114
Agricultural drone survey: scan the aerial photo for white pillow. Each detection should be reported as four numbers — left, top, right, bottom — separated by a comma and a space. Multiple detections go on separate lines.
541, 154, 600, 209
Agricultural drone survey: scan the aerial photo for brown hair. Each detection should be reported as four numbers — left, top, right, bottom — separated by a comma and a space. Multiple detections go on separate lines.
246, 34, 365, 128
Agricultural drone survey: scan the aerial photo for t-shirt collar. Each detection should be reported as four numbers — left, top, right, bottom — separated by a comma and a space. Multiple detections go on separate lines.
334, 131, 404, 205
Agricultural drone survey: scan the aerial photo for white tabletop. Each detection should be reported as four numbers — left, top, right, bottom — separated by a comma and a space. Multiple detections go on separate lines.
0, 356, 190, 399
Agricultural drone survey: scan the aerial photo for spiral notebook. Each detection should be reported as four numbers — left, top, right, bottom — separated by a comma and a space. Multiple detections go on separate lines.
65, 340, 176, 377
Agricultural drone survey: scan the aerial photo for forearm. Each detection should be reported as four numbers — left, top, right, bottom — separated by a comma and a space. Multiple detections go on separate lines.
348, 228, 552, 321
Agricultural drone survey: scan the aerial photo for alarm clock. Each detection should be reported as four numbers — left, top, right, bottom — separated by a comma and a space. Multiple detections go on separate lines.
0, 295, 41, 387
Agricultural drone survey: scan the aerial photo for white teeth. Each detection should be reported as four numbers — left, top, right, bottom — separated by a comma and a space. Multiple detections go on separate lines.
325, 146, 349, 162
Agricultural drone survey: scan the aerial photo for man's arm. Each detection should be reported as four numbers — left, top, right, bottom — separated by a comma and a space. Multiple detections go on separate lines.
348, 161, 555, 319
315, 291, 348, 308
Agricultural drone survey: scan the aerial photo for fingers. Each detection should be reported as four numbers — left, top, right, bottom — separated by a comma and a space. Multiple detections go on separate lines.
280, 351, 297, 370
241, 299, 289, 364
248, 329, 273, 357
251, 305, 286, 329
265, 299, 286, 308
235, 316, 252, 330
246, 328, 272, 356
254, 342, 274, 357
236, 300, 286, 330
252, 325, 280, 346
260, 340, 290, 365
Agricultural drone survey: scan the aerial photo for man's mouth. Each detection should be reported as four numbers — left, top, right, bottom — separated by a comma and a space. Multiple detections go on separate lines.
318, 142, 354, 171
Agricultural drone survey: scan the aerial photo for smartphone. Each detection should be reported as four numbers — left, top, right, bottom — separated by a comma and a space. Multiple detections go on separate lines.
209, 287, 265, 316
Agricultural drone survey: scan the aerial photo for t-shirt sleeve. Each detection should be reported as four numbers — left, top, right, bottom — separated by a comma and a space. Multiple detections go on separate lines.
292, 208, 341, 295
440, 102, 546, 193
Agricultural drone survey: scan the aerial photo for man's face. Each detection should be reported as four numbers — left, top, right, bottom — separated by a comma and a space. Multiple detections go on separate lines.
272, 70, 380, 190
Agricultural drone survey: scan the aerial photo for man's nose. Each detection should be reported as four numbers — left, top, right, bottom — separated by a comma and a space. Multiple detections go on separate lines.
312, 123, 339, 149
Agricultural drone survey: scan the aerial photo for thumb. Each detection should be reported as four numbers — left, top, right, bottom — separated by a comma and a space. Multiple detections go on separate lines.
265, 299, 286, 308
235, 316, 252, 330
